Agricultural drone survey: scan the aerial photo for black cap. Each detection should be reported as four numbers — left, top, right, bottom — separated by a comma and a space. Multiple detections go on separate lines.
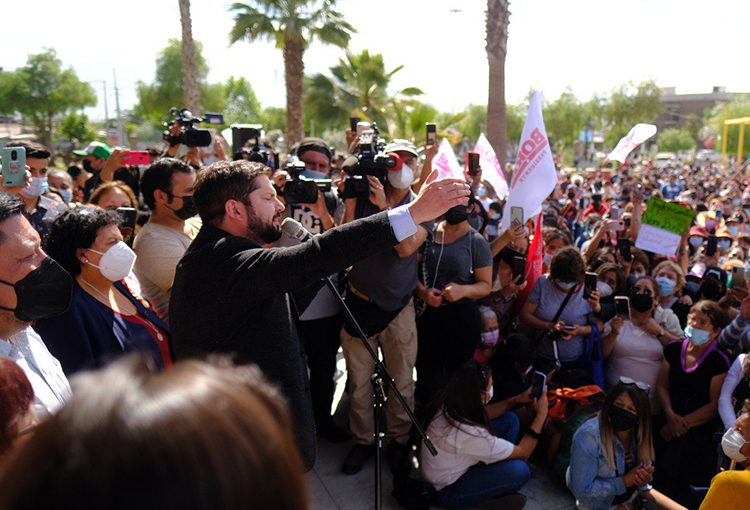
297, 137, 331, 161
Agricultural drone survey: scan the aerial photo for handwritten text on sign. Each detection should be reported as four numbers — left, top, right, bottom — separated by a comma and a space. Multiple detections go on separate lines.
641, 198, 695, 235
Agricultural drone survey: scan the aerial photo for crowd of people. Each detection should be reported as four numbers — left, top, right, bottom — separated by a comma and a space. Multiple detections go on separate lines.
0, 121, 749, 510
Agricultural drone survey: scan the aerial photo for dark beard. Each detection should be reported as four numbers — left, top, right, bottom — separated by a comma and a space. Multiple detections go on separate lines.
245, 206, 281, 244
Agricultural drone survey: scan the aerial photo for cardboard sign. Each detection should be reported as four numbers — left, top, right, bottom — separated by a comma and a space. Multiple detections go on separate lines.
635, 224, 682, 258
641, 198, 695, 235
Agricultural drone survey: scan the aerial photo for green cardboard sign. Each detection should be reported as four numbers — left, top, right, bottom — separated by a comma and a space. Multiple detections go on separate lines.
641, 198, 695, 235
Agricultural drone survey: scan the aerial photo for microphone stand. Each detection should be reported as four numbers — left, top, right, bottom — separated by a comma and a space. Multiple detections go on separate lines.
321, 275, 437, 510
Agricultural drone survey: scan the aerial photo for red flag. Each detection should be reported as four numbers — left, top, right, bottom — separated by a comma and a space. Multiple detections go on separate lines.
516, 213, 544, 311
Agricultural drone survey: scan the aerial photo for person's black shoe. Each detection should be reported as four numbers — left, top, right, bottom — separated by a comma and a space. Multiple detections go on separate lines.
480, 493, 527, 510
318, 421, 349, 443
387, 441, 411, 471
341, 443, 375, 475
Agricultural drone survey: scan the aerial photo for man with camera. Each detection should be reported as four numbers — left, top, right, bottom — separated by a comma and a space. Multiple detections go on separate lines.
339, 139, 431, 474
275, 137, 347, 442
169, 159, 469, 471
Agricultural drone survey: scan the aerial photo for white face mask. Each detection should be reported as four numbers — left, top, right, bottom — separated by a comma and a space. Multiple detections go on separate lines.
722, 427, 747, 463
597, 281, 614, 298
388, 164, 415, 189
483, 385, 494, 405
86, 241, 137, 281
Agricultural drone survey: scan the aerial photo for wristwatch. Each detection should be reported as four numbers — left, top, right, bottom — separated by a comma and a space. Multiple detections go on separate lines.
656, 327, 666, 340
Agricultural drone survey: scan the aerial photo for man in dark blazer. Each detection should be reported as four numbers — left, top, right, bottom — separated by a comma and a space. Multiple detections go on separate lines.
169, 160, 469, 470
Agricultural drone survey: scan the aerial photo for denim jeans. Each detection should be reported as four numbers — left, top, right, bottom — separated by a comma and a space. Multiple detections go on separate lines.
436, 412, 531, 508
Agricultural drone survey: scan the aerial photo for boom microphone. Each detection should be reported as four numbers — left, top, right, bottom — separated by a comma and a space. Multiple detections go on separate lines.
281, 217, 313, 242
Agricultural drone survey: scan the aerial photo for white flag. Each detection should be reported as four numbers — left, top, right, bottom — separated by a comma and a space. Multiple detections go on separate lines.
474, 133, 509, 199
501, 91, 557, 231
607, 123, 657, 163
432, 138, 463, 180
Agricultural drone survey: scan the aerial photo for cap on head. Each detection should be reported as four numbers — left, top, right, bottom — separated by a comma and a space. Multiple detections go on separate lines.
297, 138, 331, 161
385, 139, 418, 158
73, 142, 113, 160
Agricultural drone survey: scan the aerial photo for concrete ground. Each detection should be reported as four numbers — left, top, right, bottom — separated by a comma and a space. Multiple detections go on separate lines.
306, 354, 577, 510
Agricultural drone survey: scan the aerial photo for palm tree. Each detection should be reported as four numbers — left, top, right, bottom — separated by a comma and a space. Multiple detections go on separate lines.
305, 50, 423, 135
229, 1, 355, 148
178, 0, 202, 113
486, 0, 510, 170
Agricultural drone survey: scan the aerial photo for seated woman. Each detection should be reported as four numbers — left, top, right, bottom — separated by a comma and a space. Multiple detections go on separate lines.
654, 301, 731, 509
719, 352, 750, 430
482, 247, 527, 339
653, 261, 691, 329
0, 357, 308, 510
420, 360, 548, 509
700, 400, 750, 509
567, 380, 686, 510
415, 203, 493, 404
519, 247, 601, 373
603, 276, 682, 414
35, 208, 172, 375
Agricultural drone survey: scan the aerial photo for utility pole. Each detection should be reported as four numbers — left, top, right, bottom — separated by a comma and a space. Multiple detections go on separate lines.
113, 69, 125, 147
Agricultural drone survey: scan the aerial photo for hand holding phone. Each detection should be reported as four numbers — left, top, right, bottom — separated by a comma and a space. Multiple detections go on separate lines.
615, 296, 631, 321
732, 266, 746, 289
584, 272, 598, 299
510, 206, 524, 228
618, 239, 632, 262
122, 151, 150, 166
116, 207, 137, 248
2, 147, 27, 188
426, 123, 437, 147
467, 152, 480, 178
531, 371, 547, 400
511, 256, 527, 286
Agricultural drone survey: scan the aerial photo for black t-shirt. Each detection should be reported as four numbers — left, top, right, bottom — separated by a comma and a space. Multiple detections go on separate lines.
664, 340, 729, 417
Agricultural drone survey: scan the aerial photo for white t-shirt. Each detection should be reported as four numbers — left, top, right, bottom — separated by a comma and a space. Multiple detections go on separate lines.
420, 410, 514, 491
605, 320, 664, 413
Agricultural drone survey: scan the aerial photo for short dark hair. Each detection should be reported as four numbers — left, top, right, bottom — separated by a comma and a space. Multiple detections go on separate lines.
67, 165, 85, 181
0, 192, 26, 246
550, 246, 585, 284
6, 141, 51, 160
690, 300, 729, 330
44, 207, 122, 277
193, 160, 272, 223
0, 356, 309, 510
139, 158, 195, 210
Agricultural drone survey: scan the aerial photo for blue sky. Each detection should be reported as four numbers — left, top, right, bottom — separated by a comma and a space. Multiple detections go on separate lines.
3, 0, 748, 122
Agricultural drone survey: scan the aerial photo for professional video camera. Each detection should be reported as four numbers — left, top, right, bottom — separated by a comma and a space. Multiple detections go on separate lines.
283, 160, 332, 205
163, 108, 224, 147
233, 126, 279, 170
343, 124, 401, 199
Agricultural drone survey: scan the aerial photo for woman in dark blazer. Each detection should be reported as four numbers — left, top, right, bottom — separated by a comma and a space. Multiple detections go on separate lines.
35, 207, 171, 376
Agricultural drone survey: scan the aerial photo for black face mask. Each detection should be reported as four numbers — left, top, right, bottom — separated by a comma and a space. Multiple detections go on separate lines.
700, 281, 722, 300
567, 191, 576, 200
630, 292, 653, 313
444, 205, 468, 225
168, 194, 198, 220
609, 404, 639, 432
0, 258, 73, 322
82, 159, 95, 173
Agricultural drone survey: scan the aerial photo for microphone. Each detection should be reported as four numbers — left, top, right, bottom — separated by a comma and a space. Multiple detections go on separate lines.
281, 217, 313, 242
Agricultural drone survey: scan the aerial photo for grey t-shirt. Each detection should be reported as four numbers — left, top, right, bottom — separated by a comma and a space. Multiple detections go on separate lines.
348, 191, 433, 312
424, 229, 493, 294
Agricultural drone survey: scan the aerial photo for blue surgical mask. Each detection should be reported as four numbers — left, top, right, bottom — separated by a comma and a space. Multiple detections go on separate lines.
301, 169, 327, 180
689, 236, 705, 247
656, 276, 676, 297
684, 325, 711, 346
686, 281, 701, 295
718, 239, 732, 251
556, 279, 578, 291
728, 225, 740, 237
59, 189, 72, 203
19, 176, 48, 199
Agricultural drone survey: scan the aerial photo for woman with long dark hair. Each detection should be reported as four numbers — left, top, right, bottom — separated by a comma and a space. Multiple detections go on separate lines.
420, 360, 548, 509
568, 380, 686, 510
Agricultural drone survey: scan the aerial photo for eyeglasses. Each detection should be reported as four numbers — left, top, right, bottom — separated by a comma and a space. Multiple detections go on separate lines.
620, 376, 650, 392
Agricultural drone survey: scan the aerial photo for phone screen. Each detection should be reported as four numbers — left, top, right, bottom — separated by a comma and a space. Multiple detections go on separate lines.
531, 371, 546, 400
512, 256, 526, 285
706, 235, 718, 256
615, 297, 630, 320
467, 152, 480, 177
117, 207, 137, 248
618, 239, 632, 262
511, 206, 524, 228
732, 266, 746, 288
584, 272, 598, 299
426, 123, 437, 146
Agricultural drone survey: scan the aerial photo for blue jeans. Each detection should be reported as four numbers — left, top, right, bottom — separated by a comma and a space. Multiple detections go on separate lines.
436, 412, 531, 508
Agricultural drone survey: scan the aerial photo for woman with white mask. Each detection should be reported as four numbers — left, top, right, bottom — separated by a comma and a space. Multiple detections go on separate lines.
701, 400, 750, 509
35, 207, 172, 376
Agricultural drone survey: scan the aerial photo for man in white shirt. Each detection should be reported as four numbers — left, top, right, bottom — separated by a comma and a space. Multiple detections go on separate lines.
0, 191, 73, 413
134, 158, 201, 323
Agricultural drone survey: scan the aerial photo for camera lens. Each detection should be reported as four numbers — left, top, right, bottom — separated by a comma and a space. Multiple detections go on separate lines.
11, 151, 17, 161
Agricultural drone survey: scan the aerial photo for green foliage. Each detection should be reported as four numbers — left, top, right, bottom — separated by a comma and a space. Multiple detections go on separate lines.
0, 69, 16, 116
683, 113, 702, 142
224, 77, 262, 124
58, 112, 96, 143
603, 80, 664, 145
658, 128, 695, 152
5, 49, 96, 145
133, 39, 226, 126
707, 96, 750, 158
228, 1, 356, 51
305, 50, 418, 134
544, 88, 587, 149
261, 107, 286, 132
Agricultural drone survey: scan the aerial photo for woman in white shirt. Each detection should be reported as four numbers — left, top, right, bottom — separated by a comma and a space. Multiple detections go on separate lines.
719, 353, 750, 429
602, 276, 681, 414
420, 360, 548, 509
